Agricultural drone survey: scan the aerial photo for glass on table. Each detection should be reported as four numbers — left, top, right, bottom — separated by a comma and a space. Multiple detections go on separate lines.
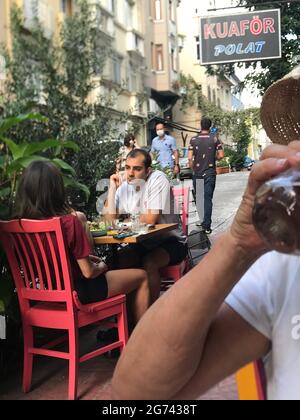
130, 214, 141, 233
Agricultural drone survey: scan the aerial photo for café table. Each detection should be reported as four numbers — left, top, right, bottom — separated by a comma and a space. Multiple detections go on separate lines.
93, 223, 178, 245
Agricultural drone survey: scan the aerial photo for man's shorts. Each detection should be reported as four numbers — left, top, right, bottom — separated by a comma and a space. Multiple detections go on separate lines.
126, 239, 188, 266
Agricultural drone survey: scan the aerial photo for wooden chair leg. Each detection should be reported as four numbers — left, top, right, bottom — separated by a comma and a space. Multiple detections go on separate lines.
68, 328, 79, 400
23, 324, 34, 393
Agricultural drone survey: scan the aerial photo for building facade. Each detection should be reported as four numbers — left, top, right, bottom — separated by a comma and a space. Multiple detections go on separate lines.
0, 0, 183, 145
172, 0, 243, 146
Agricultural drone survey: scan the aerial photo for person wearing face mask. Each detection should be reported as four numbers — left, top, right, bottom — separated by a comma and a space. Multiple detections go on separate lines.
151, 122, 180, 177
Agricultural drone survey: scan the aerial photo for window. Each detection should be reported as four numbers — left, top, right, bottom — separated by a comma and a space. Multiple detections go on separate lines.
108, 0, 116, 14
151, 42, 155, 70
169, 0, 175, 22
112, 55, 122, 85
155, 44, 164, 71
60, 0, 72, 15
171, 47, 177, 72
0, 55, 6, 80
195, 36, 200, 60
125, 0, 133, 27
155, 0, 162, 20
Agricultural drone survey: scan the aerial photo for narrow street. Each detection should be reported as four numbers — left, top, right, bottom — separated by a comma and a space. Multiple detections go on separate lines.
186, 171, 250, 237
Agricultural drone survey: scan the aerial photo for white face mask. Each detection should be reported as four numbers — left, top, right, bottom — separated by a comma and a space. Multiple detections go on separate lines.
157, 130, 165, 137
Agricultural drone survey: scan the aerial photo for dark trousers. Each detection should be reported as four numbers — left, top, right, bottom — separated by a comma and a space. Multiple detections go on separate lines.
193, 174, 216, 229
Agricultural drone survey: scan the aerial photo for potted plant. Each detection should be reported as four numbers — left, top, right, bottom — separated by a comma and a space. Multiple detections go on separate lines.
216, 157, 230, 175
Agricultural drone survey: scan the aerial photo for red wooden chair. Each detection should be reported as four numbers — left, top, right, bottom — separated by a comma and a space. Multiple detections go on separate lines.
160, 187, 190, 290
0, 218, 128, 400
236, 360, 266, 400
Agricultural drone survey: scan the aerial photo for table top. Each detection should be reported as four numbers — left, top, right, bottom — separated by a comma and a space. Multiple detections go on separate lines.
93, 223, 178, 245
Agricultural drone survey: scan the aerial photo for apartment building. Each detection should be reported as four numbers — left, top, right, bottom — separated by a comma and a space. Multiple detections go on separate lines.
0, 0, 183, 145
173, 0, 242, 146
145, 0, 181, 121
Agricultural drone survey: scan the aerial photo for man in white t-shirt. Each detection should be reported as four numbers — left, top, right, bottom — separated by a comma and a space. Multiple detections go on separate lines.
106, 149, 187, 303
111, 139, 300, 400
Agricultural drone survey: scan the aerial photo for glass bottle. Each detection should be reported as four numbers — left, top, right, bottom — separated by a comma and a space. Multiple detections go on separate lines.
252, 168, 300, 254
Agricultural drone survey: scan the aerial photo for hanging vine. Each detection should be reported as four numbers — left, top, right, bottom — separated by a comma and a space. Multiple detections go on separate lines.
173, 72, 261, 168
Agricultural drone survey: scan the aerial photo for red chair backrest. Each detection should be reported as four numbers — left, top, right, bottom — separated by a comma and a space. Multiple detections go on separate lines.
172, 187, 190, 235
0, 218, 74, 310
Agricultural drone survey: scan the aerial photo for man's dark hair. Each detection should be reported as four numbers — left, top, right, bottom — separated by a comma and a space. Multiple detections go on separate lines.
127, 149, 152, 169
14, 161, 71, 219
201, 117, 212, 131
155, 121, 165, 129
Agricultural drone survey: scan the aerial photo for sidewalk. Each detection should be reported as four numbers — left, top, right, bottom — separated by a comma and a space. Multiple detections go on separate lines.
0, 324, 238, 400
0, 177, 243, 400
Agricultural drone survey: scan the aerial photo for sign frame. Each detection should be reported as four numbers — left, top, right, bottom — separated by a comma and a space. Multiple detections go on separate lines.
199, 9, 282, 65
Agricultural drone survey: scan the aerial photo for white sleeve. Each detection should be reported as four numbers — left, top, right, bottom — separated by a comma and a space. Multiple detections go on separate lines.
115, 188, 120, 211
146, 173, 170, 212
225, 252, 278, 340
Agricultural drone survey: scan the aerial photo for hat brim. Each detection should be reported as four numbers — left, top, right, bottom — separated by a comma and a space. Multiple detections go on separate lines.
260, 71, 300, 145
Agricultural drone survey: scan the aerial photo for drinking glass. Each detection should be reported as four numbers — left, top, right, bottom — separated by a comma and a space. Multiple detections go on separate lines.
130, 214, 141, 233
253, 168, 300, 254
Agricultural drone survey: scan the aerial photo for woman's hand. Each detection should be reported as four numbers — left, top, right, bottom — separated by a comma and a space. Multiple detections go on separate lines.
230, 142, 300, 256
89, 255, 102, 264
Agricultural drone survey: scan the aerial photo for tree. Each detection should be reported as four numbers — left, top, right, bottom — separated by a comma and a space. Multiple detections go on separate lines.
0, 0, 144, 215
206, 0, 300, 94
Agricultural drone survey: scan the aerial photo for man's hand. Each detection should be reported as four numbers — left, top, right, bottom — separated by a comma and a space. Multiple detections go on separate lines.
110, 173, 125, 189
230, 142, 300, 256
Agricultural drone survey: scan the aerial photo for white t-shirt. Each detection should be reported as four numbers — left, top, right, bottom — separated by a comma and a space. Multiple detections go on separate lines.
226, 252, 300, 400
115, 170, 186, 248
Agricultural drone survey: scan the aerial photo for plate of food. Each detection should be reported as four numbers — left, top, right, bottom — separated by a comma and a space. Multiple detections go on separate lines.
91, 230, 108, 238
87, 220, 108, 237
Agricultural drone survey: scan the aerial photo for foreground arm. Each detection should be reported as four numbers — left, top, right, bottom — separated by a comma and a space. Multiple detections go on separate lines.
112, 232, 266, 399
112, 143, 300, 400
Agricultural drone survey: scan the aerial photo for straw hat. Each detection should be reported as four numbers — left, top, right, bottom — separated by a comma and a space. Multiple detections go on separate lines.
260, 65, 300, 145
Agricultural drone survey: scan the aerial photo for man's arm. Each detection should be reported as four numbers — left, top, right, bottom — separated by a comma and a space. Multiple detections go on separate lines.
103, 174, 122, 220
140, 210, 161, 225
112, 232, 267, 400
112, 143, 300, 400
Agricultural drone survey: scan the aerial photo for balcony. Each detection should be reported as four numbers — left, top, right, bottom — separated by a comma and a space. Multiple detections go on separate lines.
126, 31, 145, 59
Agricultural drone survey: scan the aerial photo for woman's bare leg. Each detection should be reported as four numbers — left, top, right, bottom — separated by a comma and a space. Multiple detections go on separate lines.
105, 269, 150, 325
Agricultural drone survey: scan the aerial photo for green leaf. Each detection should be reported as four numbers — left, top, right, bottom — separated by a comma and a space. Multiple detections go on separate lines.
0, 113, 47, 135
1, 137, 22, 160
63, 175, 90, 200
0, 187, 11, 199
60, 141, 79, 152
0, 155, 6, 169
52, 158, 76, 176
23, 139, 63, 156
6, 155, 50, 174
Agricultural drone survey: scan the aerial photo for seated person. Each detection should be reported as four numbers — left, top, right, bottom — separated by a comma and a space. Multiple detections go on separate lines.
105, 149, 188, 303
13, 161, 150, 327
116, 134, 140, 173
